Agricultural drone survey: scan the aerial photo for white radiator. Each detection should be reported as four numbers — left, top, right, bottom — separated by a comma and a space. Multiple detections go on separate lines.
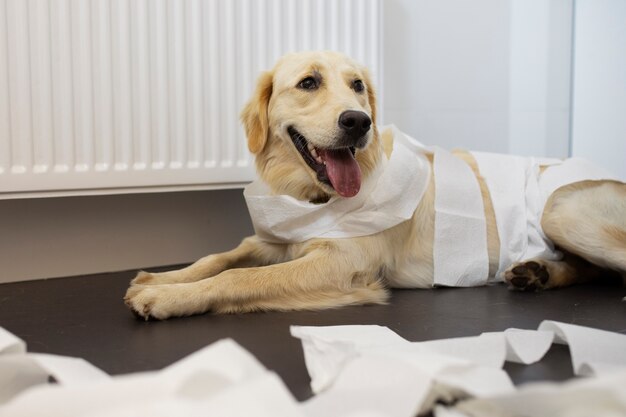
0, 0, 381, 199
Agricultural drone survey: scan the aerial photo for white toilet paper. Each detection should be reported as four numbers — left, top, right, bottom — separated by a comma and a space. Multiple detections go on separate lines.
291, 321, 626, 416
0, 331, 110, 404
245, 126, 617, 288
0, 327, 25, 355
538, 320, 626, 376
2, 320, 626, 417
432, 147, 489, 287
0, 337, 303, 417
244, 127, 431, 244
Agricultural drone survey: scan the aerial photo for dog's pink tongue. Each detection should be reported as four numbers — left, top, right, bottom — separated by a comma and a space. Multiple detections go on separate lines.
318, 148, 361, 197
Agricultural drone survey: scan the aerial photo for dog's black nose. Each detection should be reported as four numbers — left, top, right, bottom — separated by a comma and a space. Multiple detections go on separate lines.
338, 110, 371, 139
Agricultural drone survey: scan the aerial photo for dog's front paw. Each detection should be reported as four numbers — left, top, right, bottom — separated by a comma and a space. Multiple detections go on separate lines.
130, 271, 157, 285
124, 284, 199, 320
504, 261, 550, 291
130, 270, 183, 286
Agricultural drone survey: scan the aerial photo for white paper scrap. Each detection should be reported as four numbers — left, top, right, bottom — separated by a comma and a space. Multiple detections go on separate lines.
27, 353, 111, 384
0, 338, 302, 417
3, 319, 626, 417
178, 372, 305, 417
0, 328, 25, 355
1, 371, 165, 417
483, 328, 554, 365
293, 321, 626, 416
161, 338, 267, 383
292, 326, 517, 416
291, 324, 555, 396
82, 373, 305, 417
303, 354, 432, 417
0, 353, 110, 404
539, 320, 626, 376
416, 333, 507, 368
435, 365, 514, 399
0, 355, 49, 404
290, 325, 409, 393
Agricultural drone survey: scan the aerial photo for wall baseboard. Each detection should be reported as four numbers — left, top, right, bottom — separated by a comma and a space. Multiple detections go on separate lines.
0, 189, 253, 283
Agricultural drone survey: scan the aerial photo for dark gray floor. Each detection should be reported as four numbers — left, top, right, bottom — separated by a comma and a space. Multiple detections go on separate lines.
0, 266, 624, 401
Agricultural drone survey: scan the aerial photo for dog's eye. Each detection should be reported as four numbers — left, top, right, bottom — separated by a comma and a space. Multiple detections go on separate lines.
298, 77, 318, 90
352, 79, 365, 93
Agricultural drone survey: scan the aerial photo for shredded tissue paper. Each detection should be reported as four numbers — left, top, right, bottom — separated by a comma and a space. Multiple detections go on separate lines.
1, 321, 625, 416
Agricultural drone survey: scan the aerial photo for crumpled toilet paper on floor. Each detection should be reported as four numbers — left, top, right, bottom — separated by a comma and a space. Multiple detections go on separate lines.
0, 327, 111, 404
0, 330, 304, 417
292, 321, 626, 416
2, 320, 625, 417
289, 324, 555, 397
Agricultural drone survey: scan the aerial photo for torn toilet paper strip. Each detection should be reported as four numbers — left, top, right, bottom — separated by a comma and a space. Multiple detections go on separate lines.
83, 373, 305, 417
0, 332, 110, 404
0, 327, 25, 355
302, 353, 433, 417
2, 321, 625, 417
291, 321, 626, 416
290, 326, 520, 415
538, 320, 626, 376
485, 328, 555, 365
290, 325, 555, 396
290, 324, 409, 393
0, 338, 304, 417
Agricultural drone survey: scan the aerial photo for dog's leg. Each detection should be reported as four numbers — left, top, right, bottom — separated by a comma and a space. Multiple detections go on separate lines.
124, 242, 388, 319
542, 180, 626, 273
506, 180, 626, 291
504, 253, 607, 291
131, 236, 288, 286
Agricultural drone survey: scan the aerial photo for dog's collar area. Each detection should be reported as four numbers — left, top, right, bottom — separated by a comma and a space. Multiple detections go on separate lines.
243, 127, 432, 244
287, 126, 356, 189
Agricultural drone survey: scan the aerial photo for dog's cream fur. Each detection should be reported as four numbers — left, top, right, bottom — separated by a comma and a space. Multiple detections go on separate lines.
125, 51, 626, 319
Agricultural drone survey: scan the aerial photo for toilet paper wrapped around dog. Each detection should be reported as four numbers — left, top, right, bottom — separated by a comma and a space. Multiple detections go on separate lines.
244, 126, 432, 244
245, 126, 617, 287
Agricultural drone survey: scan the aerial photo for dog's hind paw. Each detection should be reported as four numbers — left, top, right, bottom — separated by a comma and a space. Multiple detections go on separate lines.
504, 260, 550, 291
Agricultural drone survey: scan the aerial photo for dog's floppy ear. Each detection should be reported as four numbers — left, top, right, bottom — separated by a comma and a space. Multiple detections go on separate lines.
241, 71, 273, 154
362, 68, 377, 125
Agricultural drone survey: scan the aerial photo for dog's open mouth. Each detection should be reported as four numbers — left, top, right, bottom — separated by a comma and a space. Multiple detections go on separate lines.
288, 127, 361, 198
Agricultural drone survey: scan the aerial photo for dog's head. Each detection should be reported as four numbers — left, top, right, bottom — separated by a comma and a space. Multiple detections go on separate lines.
241, 51, 382, 202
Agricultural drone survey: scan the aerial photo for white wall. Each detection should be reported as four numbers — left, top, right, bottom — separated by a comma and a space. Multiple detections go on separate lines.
509, 0, 573, 158
0, 190, 253, 283
383, 0, 573, 157
571, 0, 626, 180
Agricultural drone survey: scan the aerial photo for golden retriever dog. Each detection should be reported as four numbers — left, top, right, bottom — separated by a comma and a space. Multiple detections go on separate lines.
125, 51, 626, 319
